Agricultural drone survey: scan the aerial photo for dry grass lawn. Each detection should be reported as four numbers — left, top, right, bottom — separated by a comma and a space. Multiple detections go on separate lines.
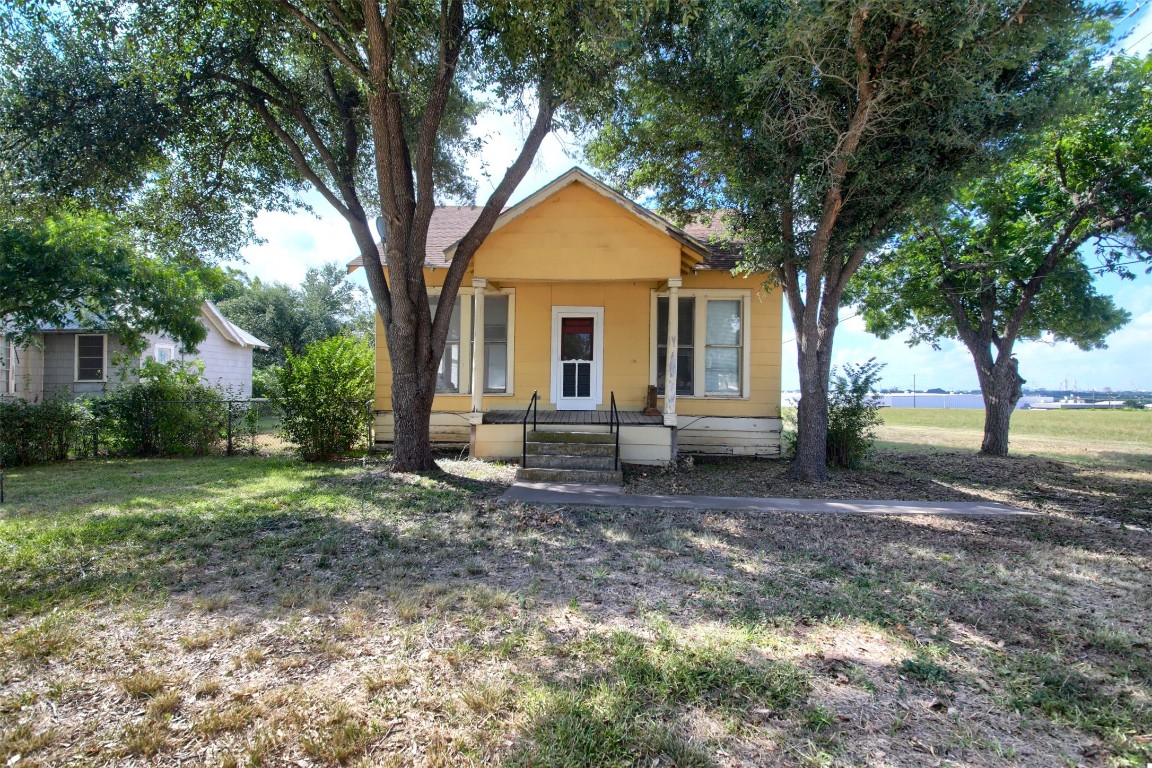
1, 410, 1150, 767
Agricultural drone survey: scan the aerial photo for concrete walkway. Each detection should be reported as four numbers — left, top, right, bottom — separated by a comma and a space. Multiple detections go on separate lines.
500, 482, 1032, 516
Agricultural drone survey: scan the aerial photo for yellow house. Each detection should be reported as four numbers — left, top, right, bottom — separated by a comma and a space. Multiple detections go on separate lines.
354, 169, 783, 478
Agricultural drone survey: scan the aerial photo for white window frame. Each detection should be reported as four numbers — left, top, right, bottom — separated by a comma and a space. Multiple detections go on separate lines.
154, 343, 176, 364
75, 333, 108, 383
650, 289, 752, 399
1, 340, 11, 395
428, 286, 516, 397
550, 305, 605, 410
479, 292, 515, 395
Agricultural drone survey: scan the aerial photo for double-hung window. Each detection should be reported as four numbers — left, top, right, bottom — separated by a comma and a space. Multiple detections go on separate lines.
155, 344, 175, 364
429, 294, 463, 393
482, 294, 509, 393
0, 341, 10, 395
704, 300, 742, 395
76, 334, 106, 382
429, 290, 513, 395
654, 293, 747, 398
656, 297, 695, 396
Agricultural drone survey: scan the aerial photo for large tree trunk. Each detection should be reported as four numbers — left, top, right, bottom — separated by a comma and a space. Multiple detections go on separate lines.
977, 355, 1025, 457
391, 374, 437, 471
788, 303, 838, 481
792, 342, 834, 481
965, 341, 1025, 458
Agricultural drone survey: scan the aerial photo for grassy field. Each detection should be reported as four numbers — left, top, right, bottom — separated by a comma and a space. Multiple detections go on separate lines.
1, 416, 1150, 767
879, 408, 1152, 464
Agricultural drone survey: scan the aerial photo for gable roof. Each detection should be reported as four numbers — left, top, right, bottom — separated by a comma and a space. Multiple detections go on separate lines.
201, 301, 269, 349
347, 167, 744, 273
14, 302, 268, 349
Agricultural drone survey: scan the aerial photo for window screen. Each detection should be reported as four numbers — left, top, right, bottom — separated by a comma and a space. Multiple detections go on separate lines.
483, 294, 509, 393
704, 300, 741, 394
77, 335, 106, 381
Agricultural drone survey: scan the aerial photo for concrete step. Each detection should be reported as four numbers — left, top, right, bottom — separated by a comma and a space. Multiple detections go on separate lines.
525, 454, 617, 470
516, 467, 623, 485
526, 440, 615, 457
526, 430, 614, 444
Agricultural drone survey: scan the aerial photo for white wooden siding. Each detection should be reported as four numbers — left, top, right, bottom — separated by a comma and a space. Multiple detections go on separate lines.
676, 416, 782, 457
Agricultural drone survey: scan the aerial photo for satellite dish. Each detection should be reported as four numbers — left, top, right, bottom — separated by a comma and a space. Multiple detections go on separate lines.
375, 216, 387, 244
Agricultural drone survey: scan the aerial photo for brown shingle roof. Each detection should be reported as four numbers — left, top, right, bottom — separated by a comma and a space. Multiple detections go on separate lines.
681, 213, 744, 271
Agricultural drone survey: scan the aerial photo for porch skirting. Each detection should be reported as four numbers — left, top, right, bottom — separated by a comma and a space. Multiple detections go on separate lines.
371, 410, 782, 465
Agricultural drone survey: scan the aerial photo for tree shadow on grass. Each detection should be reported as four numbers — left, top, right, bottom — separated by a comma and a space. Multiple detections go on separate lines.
2, 455, 1150, 765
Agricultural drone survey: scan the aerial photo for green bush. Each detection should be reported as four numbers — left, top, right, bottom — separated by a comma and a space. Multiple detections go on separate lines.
96, 360, 226, 457
0, 397, 91, 466
826, 358, 885, 468
273, 336, 373, 461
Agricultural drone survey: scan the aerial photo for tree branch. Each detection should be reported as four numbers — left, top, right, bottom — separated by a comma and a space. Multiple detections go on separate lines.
270, 0, 369, 80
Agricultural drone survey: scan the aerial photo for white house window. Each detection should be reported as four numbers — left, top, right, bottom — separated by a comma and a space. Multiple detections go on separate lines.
155, 345, 175, 364
705, 299, 742, 395
0, 342, 10, 395
76, 334, 106, 382
483, 294, 509, 393
656, 296, 695, 396
652, 291, 749, 398
429, 295, 462, 393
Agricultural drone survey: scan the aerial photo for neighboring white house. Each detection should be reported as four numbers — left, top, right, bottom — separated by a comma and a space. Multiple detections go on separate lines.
1, 301, 268, 400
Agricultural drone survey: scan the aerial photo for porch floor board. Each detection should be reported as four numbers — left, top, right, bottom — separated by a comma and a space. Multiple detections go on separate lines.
483, 409, 664, 426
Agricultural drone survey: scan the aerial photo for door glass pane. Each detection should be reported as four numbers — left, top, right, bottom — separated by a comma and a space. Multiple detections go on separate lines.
576, 362, 591, 398
560, 317, 593, 360
706, 300, 741, 345
562, 361, 577, 398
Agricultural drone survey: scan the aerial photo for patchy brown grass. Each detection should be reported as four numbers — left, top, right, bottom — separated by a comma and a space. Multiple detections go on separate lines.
626, 413, 1152, 528
0, 444, 1149, 766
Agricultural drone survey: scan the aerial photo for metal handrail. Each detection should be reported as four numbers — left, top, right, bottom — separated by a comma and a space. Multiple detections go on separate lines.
609, 391, 620, 471
521, 390, 538, 467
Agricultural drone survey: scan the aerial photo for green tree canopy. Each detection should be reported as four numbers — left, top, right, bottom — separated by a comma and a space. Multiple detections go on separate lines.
10, 0, 635, 470
853, 55, 1152, 455
588, 0, 1113, 480
0, 212, 217, 350
216, 262, 373, 367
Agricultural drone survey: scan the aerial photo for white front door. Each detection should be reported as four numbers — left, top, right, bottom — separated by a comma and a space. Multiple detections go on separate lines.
551, 306, 604, 410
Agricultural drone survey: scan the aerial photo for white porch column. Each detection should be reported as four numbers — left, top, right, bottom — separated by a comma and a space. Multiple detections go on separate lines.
663, 277, 682, 427
470, 278, 486, 412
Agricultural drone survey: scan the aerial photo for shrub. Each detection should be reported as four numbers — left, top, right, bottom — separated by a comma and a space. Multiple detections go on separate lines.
0, 397, 91, 466
273, 336, 373, 461
96, 360, 226, 457
826, 358, 885, 468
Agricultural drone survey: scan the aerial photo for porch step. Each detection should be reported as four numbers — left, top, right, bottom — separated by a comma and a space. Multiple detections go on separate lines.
516, 467, 624, 485
526, 430, 614, 444
525, 454, 616, 470
526, 440, 615, 457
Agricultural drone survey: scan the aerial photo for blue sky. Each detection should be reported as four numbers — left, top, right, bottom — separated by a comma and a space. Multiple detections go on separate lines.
238, 2, 1152, 393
